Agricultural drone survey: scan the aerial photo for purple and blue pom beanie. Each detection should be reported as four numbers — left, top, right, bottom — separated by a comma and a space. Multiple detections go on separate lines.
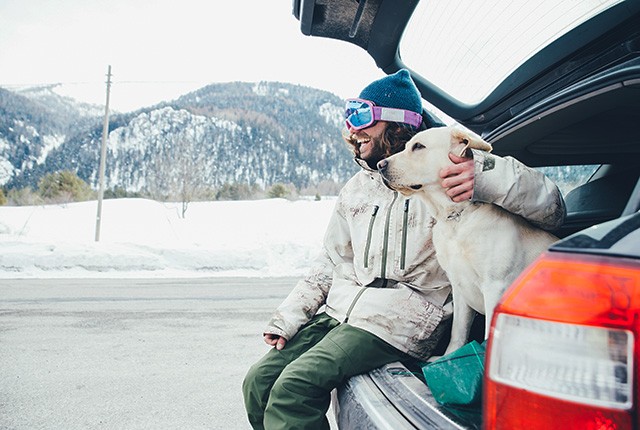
358, 69, 423, 115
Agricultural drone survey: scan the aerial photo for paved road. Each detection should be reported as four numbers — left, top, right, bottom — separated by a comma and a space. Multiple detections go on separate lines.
0, 277, 321, 430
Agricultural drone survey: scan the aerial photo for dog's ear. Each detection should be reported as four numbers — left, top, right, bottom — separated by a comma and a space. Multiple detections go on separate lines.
451, 129, 493, 157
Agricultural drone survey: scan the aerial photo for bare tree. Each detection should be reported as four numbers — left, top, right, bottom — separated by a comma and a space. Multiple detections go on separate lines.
172, 124, 208, 218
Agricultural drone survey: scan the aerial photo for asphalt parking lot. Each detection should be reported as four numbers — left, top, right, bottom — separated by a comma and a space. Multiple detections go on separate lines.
0, 277, 318, 429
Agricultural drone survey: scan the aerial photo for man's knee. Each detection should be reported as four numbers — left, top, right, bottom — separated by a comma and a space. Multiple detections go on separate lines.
269, 370, 297, 401
243, 361, 274, 429
243, 360, 269, 403
265, 371, 306, 421
269, 363, 324, 401
265, 367, 332, 430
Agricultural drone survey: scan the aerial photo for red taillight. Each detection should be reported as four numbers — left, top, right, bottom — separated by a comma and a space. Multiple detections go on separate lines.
484, 252, 640, 430
485, 383, 632, 430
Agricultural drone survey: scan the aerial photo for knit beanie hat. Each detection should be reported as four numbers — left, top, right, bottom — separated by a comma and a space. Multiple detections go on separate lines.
358, 69, 423, 115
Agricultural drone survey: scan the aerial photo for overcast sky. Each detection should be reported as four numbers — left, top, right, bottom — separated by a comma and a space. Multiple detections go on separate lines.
0, 0, 385, 112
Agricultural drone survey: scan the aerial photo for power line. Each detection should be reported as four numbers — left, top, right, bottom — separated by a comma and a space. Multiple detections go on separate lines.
1, 80, 213, 88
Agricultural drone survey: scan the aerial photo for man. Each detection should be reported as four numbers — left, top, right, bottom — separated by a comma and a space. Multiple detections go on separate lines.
242, 69, 565, 430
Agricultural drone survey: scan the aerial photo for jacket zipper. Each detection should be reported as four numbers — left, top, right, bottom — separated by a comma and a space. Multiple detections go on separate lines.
346, 194, 400, 323
363, 205, 379, 268
343, 287, 367, 323
380, 192, 399, 279
401, 199, 410, 270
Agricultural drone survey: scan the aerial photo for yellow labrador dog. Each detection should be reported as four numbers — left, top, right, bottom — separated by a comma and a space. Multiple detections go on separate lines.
378, 126, 557, 358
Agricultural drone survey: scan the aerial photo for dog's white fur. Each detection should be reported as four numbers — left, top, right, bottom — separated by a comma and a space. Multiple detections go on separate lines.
378, 126, 557, 358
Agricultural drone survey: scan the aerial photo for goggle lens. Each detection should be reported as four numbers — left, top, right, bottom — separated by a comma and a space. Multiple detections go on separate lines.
344, 99, 374, 130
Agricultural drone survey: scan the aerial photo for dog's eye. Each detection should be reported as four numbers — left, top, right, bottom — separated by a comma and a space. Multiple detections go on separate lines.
412, 142, 425, 151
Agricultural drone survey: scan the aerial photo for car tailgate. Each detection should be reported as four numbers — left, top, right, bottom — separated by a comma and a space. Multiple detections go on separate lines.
334, 362, 481, 429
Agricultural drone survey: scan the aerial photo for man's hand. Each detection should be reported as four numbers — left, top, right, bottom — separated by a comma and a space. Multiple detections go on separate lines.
440, 153, 475, 202
264, 333, 287, 350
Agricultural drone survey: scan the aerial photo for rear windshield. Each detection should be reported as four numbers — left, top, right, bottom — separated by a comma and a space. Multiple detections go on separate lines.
400, 0, 623, 104
536, 165, 599, 197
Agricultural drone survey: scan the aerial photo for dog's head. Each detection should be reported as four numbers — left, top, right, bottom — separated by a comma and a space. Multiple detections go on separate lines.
378, 126, 492, 195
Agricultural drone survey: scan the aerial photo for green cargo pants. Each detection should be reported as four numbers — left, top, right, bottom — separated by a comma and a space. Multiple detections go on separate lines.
242, 312, 408, 430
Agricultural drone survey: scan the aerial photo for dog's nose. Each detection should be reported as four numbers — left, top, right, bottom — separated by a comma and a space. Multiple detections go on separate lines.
377, 159, 388, 172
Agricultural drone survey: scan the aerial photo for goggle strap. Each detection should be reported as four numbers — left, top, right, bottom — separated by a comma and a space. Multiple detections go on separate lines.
373, 107, 422, 129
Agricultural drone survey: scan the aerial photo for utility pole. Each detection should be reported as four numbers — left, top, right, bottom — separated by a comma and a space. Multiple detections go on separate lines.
95, 65, 112, 242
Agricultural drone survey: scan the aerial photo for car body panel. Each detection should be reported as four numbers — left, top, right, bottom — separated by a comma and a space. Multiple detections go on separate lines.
334, 362, 479, 430
552, 212, 640, 258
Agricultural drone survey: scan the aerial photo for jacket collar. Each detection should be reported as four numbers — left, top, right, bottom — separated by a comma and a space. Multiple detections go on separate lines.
354, 157, 378, 173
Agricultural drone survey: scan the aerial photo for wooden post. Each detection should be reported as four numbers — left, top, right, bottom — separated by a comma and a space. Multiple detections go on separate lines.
95, 65, 112, 242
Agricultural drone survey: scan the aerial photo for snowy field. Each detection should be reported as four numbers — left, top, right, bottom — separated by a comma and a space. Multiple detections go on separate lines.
0, 197, 336, 279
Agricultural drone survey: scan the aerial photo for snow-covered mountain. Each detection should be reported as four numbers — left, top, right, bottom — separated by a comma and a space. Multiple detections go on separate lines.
16, 84, 105, 118
0, 82, 357, 195
0, 86, 91, 186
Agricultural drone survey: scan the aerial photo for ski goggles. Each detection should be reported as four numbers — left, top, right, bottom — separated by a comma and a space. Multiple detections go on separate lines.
344, 98, 422, 131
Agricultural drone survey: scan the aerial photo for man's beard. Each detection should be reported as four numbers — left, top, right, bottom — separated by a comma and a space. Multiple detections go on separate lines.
348, 133, 386, 169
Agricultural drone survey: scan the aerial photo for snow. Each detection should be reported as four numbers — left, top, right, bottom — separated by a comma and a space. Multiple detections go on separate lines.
36, 134, 66, 164
0, 156, 13, 186
0, 197, 336, 279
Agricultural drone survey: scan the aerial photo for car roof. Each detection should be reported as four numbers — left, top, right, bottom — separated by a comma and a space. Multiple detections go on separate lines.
292, 0, 640, 166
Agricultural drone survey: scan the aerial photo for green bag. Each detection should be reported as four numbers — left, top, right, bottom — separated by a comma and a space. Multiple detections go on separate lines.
421, 340, 486, 406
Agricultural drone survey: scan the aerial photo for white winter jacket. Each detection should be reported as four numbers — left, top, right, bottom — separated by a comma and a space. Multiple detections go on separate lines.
265, 151, 566, 359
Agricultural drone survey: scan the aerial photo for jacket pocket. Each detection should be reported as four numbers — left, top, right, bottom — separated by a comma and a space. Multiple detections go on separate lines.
344, 287, 368, 323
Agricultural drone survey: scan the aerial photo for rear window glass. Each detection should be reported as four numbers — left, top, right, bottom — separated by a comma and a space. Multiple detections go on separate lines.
536, 165, 599, 197
400, 0, 623, 104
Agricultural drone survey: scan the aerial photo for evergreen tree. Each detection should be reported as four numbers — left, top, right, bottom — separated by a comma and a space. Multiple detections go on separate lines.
268, 183, 289, 199
38, 170, 93, 203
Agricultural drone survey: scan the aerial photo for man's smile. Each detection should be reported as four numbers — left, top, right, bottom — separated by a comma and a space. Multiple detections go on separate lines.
350, 134, 372, 156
